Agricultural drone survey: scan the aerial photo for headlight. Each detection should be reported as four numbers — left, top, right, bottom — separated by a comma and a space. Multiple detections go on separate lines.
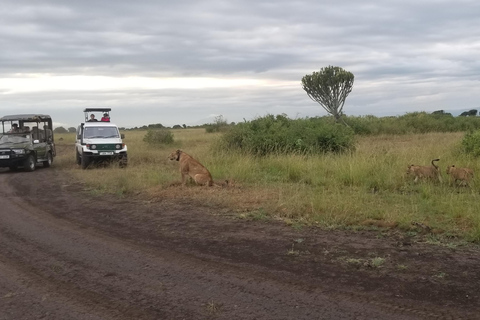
87, 144, 97, 150
116, 144, 121, 149
12, 149, 25, 154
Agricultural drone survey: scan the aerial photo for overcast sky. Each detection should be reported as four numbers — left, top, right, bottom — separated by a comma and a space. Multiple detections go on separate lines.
1, 0, 479, 128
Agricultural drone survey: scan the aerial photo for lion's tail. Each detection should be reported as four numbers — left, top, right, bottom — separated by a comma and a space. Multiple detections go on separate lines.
431, 158, 440, 169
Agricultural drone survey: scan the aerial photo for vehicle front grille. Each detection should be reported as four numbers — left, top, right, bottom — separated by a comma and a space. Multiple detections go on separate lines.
96, 144, 117, 151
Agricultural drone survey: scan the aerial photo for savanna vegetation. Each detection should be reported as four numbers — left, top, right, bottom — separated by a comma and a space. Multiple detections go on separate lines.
53, 112, 480, 243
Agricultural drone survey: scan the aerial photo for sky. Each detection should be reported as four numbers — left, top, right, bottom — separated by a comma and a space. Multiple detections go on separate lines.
1, 0, 479, 129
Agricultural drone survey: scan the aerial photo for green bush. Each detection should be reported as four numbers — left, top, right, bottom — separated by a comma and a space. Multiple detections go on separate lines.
205, 115, 230, 133
344, 112, 480, 135
461, 130, 480, 157
217, 114, 355, 156
143, 129, 174, 145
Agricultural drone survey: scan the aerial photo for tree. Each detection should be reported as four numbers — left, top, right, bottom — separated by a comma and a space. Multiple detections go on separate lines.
301, 66, 354, 124
68, 127, 76, 133
53, 126, 68, 134
460, 109, 478, 117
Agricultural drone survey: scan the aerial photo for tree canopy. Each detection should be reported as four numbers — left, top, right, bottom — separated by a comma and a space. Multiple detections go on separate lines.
301, 66, 354, 123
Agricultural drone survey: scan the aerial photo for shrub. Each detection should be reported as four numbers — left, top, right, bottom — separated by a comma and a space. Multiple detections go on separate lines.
461, 130, 480, 157
217, 114, 355, 156
205, 115, 230, 133
344, 112, 480, 135
143, 129, 174, 145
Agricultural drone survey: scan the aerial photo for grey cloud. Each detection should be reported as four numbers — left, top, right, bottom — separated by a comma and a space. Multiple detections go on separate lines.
1, 0, 479, 127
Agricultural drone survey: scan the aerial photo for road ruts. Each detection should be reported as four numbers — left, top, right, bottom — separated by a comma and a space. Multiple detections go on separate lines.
0, 169, 477, 320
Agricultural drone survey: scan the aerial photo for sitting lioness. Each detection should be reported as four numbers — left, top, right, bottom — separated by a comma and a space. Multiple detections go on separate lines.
168, 149, 214, 186
446, 165, 474, 186
406, 158, 442, 183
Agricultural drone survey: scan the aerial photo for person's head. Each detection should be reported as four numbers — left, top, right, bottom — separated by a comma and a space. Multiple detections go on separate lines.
90, 114, 95, 119
12, 123, 18, 128
103, 113, 109, 118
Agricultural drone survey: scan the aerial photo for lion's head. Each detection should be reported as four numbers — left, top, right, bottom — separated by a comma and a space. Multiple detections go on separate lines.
168, 149, 181, 161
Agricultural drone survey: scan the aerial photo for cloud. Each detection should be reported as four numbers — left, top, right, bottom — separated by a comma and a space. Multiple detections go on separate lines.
0, 0, 479, 128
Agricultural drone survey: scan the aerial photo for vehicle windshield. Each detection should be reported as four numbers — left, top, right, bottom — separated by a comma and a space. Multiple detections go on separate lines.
0, 134, 31, 145
84, 127, 119, 139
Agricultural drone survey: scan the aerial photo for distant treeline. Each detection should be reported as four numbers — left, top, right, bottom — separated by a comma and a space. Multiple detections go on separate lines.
344, 111, 480, 135
119, 111, 480, 136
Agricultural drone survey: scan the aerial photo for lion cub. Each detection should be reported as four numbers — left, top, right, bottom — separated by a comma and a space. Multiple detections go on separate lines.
168, 149, 214, 186
406, 158, 442, 183
446, 165, 474, 186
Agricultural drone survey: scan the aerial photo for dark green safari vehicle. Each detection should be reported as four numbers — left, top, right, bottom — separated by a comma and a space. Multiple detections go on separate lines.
0, 114, 56, 171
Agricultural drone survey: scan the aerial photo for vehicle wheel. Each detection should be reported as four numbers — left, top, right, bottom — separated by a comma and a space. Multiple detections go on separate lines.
23, 154, 36, 172
81, 152, 90, 169
43, 152, 53, 167
76, 151, 81, 165
119, 155, 128, 168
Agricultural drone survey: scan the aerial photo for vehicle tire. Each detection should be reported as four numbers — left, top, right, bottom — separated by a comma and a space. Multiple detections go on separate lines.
81, 152, 90, 169
119, 154, 128, 168
76, 151, 81, 165
43, 152, 53, 167
23, 154, 36, 172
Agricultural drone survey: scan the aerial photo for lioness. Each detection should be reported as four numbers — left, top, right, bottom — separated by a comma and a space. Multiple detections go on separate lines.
168, 149, 214, 186
446, 165, 474, 186
406, 158, 442, 182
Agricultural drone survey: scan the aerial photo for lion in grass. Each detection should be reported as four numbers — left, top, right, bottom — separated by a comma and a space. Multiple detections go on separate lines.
168, 149, 214, 186
446, 165, 474, 186
406, 158, 442, 183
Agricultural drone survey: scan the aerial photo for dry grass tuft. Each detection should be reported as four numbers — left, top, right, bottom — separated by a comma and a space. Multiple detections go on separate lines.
54, 130, 480, 242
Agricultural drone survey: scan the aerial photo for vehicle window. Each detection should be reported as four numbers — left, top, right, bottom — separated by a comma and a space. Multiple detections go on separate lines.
0, 134, 31, 144
84, 127, 119, 139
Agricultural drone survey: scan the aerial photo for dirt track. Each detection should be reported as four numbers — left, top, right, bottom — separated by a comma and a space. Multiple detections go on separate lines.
1, 165, 480, 319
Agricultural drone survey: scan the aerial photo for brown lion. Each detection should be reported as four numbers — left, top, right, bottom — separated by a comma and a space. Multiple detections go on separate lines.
168, 149, 214, 186
446, 165, 474, 186
406, 158, 442, 183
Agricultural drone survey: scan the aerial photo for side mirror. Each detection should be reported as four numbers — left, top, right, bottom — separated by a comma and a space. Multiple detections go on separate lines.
121, 134, 125, 139
77, 134, 81, 140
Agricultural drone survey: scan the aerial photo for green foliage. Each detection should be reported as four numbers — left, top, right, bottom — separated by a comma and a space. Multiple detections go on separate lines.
147, 123, 165, 129
345, 112, 480, 135
205, 115, 230, 133
143, 129, 174, 145
53, 126, 68, 134
302, 65, 354, 122
461, 130, 480, 157
217, 114, 355, 156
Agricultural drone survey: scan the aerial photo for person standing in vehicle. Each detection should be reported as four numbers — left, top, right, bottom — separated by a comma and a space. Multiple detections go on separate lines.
101, 113, 110, 122
88, 114, 98, 122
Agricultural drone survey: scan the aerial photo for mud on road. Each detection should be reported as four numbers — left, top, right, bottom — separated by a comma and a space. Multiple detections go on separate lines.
1, 165, 480, 319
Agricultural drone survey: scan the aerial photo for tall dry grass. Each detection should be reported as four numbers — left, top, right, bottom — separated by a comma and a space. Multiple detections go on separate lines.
54, 129, 480, 242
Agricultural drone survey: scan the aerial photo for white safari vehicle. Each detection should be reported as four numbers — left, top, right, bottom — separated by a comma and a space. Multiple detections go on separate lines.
75, 108, 127, 169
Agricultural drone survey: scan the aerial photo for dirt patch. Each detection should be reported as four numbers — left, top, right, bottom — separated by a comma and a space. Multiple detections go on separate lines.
1, 157, 480, 319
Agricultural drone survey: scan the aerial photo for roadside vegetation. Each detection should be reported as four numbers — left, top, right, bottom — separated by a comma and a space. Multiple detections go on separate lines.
54, 113, 480, 243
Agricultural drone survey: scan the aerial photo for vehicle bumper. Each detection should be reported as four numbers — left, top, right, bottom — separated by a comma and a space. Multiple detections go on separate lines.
0, 154, 29, 168
82, 151, 127, 162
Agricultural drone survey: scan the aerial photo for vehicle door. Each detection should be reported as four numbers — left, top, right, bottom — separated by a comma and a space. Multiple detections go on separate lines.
31, 124, 47, 161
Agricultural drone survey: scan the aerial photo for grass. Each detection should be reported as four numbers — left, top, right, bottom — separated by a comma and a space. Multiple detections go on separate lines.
54, 129, 480, 243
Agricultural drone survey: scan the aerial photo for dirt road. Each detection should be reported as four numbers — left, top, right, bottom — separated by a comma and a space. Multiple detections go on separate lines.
1, 167, 480, 319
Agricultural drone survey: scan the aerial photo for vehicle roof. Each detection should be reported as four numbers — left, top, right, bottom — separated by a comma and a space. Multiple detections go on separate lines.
0, 114, 52, 122
83, 108, 111, 112
82, 121, 118, 127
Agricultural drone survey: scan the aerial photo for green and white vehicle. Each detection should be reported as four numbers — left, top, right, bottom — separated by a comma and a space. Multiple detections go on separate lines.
75, 108, 128, 169
0, 114, 56, 172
